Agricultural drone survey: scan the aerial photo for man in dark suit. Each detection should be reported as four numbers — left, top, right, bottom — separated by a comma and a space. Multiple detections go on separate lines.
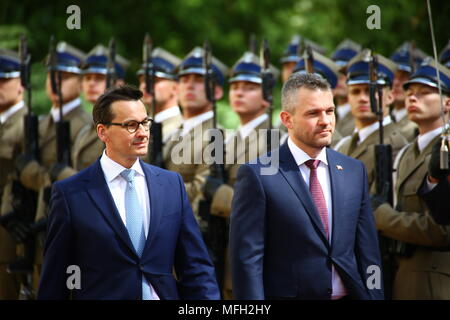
230, 72, 383, 300
37, 85, 219, 300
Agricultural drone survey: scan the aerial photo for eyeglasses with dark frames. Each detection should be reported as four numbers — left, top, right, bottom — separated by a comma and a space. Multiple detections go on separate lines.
105, 117, 153, 133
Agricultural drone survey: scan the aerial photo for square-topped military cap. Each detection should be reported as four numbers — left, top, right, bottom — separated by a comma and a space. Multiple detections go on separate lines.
136, 47, 181, 80
229, 51, 280, 84
83, 44, 129, 79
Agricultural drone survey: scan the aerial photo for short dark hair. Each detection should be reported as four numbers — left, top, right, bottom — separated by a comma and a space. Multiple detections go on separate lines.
93, 84, 143, 126
282, 72, 331, 113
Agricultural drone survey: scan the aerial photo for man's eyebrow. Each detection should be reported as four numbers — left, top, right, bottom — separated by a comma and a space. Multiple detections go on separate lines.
121, 116, 149, 122
305, 106, 335, 112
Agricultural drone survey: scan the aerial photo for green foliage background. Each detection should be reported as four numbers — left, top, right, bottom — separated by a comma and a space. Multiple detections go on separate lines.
1, 0, 449, 128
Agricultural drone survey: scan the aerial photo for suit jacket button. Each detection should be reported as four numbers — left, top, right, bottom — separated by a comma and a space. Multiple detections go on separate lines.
139, 265, 144, 271
327, 288, 332, 294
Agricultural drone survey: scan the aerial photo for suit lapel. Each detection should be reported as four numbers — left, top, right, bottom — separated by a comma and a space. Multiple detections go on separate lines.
278, 143, 330, 247
141, 162, 163, 253
397, 135, 440, 190
85, 160, 136, 256
326, 149, 345, 249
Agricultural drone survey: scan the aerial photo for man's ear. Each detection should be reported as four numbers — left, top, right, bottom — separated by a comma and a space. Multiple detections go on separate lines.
97, 124, 108, 143
280, 110, 293, 129
214, 86, 223, 101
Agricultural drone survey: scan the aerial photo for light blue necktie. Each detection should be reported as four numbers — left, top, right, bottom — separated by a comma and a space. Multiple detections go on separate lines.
120, 169, 152, 300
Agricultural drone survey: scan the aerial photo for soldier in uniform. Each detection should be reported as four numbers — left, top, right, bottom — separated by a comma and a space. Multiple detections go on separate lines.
372, 59, 450, 299
13, 41, 90, 291
334, 49, 408, 192
163, 46, 228, 227
45, 44, 129, 181
203, 51, 279, 298
331, 39, 361, 137
0, 49, 24, 299
70, 43, 129, 172
390, 42, 427, 142
137, 47, 182, 143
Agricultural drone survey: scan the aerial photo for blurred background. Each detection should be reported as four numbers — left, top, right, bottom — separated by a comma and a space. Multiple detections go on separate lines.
1, 0, 449, 128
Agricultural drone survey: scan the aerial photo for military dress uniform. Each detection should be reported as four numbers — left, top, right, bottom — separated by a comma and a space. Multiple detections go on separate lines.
163, 47, 228, 228
374, 59, 450, 300
0, 49, 25, 299
334, 49, 409, 177
331, 39, 362, 137
390, 42, 427, 142
336, 118, 407, 192
13, 42, 89, 291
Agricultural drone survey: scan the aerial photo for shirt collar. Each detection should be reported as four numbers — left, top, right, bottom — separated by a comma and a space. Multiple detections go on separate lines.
355, 116, 392, 144
51, 97, 81, 122
417, 126, 442, 153
336, 103, 350, 119
392, 108, 407, 123
181, 110, 213, 136
100, 149, 145, 183
0, 100, 25, 124
154, 106, 181, 123
287, 137, 328, 167
238, 113, 268, 140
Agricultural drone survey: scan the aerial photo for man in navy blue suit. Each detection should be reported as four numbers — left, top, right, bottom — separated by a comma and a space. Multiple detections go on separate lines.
38, 85, 219, 299
230, 72, 383, 300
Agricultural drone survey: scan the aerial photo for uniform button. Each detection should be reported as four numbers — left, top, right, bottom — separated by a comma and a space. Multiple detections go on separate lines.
327, 288, 332, 294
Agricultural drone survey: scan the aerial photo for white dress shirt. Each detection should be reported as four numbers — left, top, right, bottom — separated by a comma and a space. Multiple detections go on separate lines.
392, 108, 407, 123
181, 110, 213, 137
287, 137, 348, 299
225, 113, 268, 145
417, 126, 442, 154
336, 103, 351, 120
355, 116, 392, 145
50, 97, 81, 122
0, 100, 25, 124
99, 150, 159, 300
154, 105, 181, 123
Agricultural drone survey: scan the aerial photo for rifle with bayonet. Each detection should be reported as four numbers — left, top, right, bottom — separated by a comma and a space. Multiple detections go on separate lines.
198, 40, 227, 294
369, 51, 394, 205
143, 34, 163, 167
260, 39, 275, 152
0, 34, 40, 300
49, 36, 72, 168
369, 50, 395, 299
106, 38, 116, 89
33, 36, 74, 244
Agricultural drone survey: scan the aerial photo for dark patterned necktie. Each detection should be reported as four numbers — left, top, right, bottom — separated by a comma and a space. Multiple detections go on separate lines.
305, 159, 329, 238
